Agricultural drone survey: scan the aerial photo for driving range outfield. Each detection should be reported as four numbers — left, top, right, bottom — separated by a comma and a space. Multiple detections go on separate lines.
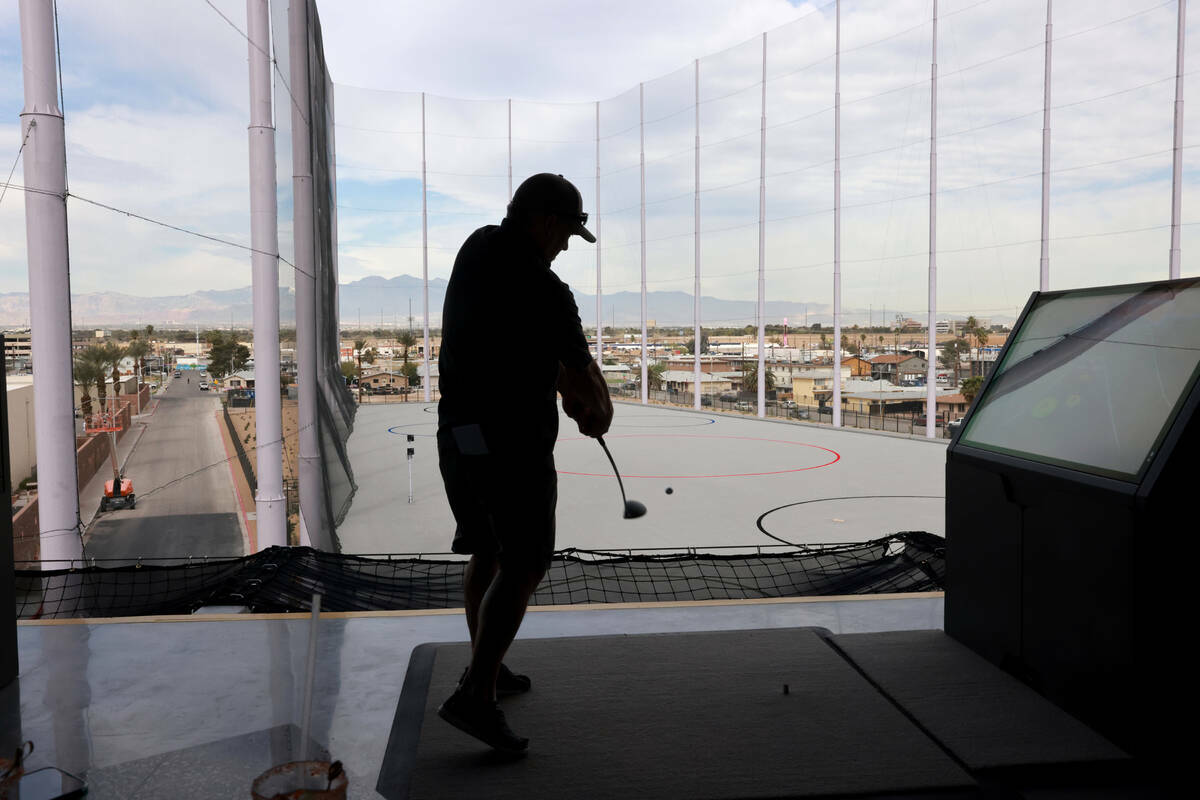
336, 401, 947, 555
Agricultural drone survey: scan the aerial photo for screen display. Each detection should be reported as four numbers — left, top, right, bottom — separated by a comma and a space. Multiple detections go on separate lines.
959, 279, 1200, 481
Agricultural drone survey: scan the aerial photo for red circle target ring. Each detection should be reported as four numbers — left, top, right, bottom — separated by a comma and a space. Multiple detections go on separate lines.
555, 433, 841, 479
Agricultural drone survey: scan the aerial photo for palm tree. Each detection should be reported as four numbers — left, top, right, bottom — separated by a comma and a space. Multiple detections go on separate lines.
741, 361, 776, 396
73, 347, 108, 419
97, 342, 124, 414
647, 362, 667, 391
353, 339, 376, 401
126, 339, 151, 413
397, 330, 416, 365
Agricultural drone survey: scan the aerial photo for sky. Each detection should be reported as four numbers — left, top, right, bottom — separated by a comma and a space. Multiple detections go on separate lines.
1, 0, 1199, 326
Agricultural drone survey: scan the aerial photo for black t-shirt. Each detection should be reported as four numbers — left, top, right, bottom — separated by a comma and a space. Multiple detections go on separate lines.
438, 219, 593, 453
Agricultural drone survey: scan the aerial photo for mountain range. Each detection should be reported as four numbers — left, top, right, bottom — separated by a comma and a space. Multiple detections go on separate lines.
0, 274, 1006, 329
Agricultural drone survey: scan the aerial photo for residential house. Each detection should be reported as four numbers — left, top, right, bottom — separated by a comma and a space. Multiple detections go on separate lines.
660, 370, 734, 396
841, 356, 872, 377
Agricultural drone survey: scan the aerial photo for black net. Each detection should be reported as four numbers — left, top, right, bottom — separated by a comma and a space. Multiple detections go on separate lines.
306, 0, 357, 539
14, 532, 943, 619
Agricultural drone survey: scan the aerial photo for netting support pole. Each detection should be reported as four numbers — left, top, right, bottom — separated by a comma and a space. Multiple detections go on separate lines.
757, 32, 767, 418
832, 0, 842, 429
640, 82, 648, 405
507, 98, 513, 204
925, 0, 938, 439
19, 0, 82, 562
247, 0, 286, 547
290, 0, 326, 549
693, 59, 702, 411
421, 92, 431, 402
596, 101, 603, 363
1170, 0, 1186, 279
1039, 0, 1052, 292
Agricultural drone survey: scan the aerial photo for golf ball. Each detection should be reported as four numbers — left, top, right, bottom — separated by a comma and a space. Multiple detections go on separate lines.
665, 487, 674, 495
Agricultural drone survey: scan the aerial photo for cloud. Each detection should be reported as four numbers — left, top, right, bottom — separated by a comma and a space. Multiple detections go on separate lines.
2, 0, 1198, 324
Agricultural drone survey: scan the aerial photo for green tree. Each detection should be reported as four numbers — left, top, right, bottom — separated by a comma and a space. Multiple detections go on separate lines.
73, 347, 108, 418
399, 361, 420, 388
683, 332, 710, 355
354, 339, 368, 402
99, 342, 125, 410
340, 361, 358, 383
939, 338, 971, 370
396, 330, 416, 364
960, 376, 985, 402
741, 361, 776, 395
647, 362, 667, 391
207, 333, 250, 382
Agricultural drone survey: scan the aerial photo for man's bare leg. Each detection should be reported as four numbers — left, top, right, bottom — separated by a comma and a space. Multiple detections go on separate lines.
464, 553, 499, 646
460, 560, 545, 702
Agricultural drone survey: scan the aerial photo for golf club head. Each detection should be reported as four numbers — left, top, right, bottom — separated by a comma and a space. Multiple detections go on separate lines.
623, 499, 647, 519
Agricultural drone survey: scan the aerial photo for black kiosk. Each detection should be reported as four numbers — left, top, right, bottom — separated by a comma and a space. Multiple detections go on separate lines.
946, 276, 1200, 769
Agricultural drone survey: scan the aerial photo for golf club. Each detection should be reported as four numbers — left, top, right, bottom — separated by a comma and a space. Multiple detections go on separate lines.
597, 436, 646, 519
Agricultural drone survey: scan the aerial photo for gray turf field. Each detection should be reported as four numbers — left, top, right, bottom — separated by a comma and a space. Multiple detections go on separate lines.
337, 400, 947, 555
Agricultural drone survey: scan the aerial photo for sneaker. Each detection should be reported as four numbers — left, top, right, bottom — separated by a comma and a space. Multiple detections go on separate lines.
457, 664, 532, 697
437, 689, 529, 753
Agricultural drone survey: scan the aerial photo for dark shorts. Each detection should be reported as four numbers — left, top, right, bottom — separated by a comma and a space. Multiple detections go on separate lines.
437, 426, 557, 566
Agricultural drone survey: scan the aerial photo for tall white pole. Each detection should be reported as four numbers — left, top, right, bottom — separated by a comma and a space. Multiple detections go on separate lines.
421, 92, 431, 402
596, 101, 603, 362
247, 0, 285, 547
833, 0, 843, 429
640, 82, 648, 405
507, 99, 513, 204
694, 59, 703, 411
290, 0, 325, 549
757, 33, 767, 418
1040, 0, 1052, 291
1170, 0, 1186, 279
926, 0, 939, 439
19, 0, 81, 563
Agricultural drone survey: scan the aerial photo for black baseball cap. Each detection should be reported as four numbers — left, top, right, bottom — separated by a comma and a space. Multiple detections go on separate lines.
510, 173, 596, 243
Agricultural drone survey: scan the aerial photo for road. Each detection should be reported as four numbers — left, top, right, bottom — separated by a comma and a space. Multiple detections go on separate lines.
84, 375, 245, 564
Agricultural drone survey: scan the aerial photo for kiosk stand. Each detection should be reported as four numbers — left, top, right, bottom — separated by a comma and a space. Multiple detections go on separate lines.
946, 277, 1199, 768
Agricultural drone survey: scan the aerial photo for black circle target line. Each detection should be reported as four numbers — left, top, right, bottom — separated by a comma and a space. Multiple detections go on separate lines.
755, 494, 945, 547
387, 422, 438, 438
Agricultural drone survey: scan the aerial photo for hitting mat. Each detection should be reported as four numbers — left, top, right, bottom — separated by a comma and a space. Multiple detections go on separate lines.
377, 628, 977, 799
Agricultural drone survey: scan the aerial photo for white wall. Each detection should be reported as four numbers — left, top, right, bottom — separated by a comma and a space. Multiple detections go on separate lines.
5, 382, 36, 486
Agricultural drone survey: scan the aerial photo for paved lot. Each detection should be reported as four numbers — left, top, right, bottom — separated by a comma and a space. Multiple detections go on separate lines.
337, 400, 947, 555
84, 376, 245, 563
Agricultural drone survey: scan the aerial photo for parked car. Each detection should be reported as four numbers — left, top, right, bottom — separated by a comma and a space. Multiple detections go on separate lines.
719, 392, 737, 401
948, 418, 964, 434
199, 382, 209, 391
700, 395, 712, 406
791, 408, 810, 420
780, 400, 797, 409
735, 401, 754, 411
914, 415, 942, 427
173, 371, 181, 378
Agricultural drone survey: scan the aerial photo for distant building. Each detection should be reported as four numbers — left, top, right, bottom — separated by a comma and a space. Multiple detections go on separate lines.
790, 367, 852, 407
660, 370, 733, 395
869, 354, 927, 384
3, 329, 32, 365
841, 356, 872, 377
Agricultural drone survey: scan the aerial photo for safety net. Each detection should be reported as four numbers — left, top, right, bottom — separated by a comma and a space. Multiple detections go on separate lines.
14, 531, 943, 619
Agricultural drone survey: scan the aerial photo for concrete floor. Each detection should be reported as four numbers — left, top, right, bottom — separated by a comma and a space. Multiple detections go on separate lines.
338, 400, 948, 554
4, 594, 944, 799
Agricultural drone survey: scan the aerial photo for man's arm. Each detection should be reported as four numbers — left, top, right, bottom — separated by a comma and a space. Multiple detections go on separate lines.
559, 360, 613, 438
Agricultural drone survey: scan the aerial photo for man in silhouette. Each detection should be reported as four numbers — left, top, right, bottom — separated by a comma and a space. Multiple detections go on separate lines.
435, 173, 612, 753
